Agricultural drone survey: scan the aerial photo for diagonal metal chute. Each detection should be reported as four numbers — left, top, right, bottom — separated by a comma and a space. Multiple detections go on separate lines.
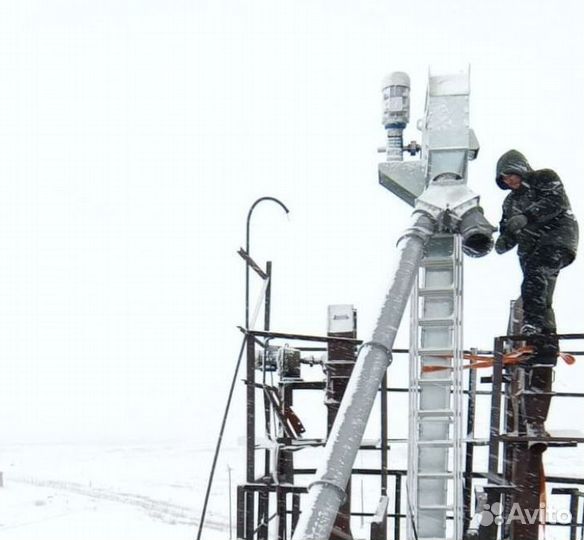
291, 211, 436, 539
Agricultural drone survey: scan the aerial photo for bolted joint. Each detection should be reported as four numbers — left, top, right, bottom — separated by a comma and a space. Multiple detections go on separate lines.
358, 341, 394, 367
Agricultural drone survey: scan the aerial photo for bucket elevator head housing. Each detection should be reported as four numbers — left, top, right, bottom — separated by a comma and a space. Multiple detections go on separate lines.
379, 68, 495, 257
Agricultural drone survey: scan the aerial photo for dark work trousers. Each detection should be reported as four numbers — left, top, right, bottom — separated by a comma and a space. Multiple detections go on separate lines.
520, 245, 570, 334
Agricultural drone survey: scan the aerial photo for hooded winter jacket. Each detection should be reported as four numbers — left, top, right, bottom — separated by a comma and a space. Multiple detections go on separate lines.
496, 150, 579, 264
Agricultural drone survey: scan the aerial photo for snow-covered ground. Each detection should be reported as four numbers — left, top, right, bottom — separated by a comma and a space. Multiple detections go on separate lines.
1, 439, 582, 540
2, 423, 584, 540
0, 443, 240, 540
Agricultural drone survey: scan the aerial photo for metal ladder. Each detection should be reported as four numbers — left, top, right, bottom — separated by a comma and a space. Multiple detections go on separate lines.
407, 234, 464, 540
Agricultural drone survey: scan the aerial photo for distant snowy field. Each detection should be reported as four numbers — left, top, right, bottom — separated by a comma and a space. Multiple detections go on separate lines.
0, 443, 241, 540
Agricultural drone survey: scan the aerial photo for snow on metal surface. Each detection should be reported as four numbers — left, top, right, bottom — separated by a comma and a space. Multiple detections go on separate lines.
292, 215, 434, 540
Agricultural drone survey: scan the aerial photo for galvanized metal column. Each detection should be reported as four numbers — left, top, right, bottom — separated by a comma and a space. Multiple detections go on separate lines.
407, 233, 464, 540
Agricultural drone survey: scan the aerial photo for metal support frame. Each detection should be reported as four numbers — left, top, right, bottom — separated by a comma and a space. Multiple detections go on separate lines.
477, 332, 584, 540
551, 488, 584, 540
235, 242, 584, 540
238, 321, 393, 540
236, 325, 584, 540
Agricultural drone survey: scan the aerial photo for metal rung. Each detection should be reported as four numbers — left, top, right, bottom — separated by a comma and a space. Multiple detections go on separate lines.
418, 504, 453, 511
418, 287, 455, 297
466, 438, 490, 446
497, 430, 584, 444
515, 391, 556, 397
418, 440, 454, 447
418, 317, 455, 327
417, 409, 455, 418
483, 483, 517, 493
419, 348, 454, 357
420, 256, 455, 268
416, 537, 454, 540
418, 378, 453, 385
417, 418, 454, 425
418, 472, 454, 478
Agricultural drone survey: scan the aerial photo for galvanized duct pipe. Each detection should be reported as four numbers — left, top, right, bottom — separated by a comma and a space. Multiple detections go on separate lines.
459, 206, 496, 258
292, 211, 436, 540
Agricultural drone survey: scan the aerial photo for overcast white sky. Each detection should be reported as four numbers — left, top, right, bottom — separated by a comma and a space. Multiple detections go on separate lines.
0, 0, 583, 445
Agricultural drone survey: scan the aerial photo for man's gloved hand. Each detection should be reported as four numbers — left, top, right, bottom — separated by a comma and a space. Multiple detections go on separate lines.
495, 234, 516, 254
506, 214, 528, 234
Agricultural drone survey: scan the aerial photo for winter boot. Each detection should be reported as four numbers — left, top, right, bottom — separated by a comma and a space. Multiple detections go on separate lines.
522, 366, 554, 453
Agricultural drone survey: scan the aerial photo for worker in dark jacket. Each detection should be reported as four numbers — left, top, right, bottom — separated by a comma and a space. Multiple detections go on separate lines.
495, 149, 579, 337
495, 150, 579, 453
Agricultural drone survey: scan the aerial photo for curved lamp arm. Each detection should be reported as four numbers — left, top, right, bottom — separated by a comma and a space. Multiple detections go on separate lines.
245, 196, 290, 328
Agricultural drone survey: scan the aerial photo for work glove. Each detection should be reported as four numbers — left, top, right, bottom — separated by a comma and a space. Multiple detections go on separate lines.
495, 234, 516, 254
506, 214, 528, 234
